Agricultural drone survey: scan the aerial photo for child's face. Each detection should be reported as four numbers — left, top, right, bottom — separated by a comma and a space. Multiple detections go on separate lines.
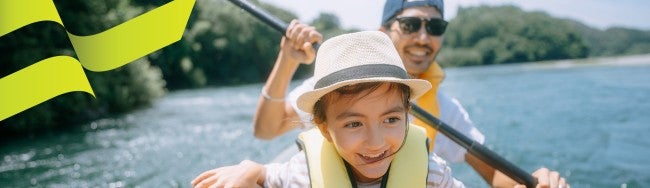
318, 84, 408, 183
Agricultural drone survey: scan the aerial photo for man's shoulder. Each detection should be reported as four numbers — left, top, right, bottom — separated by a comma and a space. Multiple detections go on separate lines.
434, 90, 474, 126
436, 90, 463, 112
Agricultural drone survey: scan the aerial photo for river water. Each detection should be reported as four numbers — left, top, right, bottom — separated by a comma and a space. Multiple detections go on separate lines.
1, 55, 649, 187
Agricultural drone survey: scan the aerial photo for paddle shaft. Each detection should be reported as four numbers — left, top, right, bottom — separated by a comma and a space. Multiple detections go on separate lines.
226, 0, 320, 50
410, 104, 537, 187
227, 0, 286, 34
226, 0, 536, 186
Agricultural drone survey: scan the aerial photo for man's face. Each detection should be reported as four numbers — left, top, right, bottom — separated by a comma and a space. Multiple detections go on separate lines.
382, 7, 444, 77
318, 84, 407, 183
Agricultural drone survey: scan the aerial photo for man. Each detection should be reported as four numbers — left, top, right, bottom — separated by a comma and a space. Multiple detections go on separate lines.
253, 0, 567, 187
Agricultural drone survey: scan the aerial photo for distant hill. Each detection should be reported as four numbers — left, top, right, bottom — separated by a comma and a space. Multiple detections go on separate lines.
438, 5, 650, 67
566, 20, 650, 57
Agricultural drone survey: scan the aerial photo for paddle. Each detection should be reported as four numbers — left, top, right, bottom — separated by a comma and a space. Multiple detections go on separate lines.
226, 0, 537, 186
410, 104, 537, 187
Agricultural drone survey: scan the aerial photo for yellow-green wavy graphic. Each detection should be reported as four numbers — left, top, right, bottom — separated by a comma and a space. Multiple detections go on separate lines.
0, 0, 196, 120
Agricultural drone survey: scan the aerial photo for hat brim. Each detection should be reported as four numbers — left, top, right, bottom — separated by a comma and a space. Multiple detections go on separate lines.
297, 77, 431, 113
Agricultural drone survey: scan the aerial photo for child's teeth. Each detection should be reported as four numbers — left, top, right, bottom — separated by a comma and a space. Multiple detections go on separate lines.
363, 152, 382, 158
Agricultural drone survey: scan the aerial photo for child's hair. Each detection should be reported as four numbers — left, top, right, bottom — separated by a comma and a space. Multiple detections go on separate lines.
312, 82, 412, 125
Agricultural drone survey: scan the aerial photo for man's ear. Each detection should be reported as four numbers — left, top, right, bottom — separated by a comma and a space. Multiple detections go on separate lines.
317, 123, 333, 142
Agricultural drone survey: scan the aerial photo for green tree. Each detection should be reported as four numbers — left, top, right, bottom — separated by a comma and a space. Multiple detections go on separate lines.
440, 5, 589, 66
0, 0, 165, 137
146, 0, 311, 89
572, 23, 650, 56
311, 13, 359, 40
0, 0, 362, 137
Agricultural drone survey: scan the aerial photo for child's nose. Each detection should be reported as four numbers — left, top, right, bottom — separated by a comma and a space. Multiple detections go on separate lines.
364, 125, 385, 150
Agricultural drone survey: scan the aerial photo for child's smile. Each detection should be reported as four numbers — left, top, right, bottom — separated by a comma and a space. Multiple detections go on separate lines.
318, 83, 408, 183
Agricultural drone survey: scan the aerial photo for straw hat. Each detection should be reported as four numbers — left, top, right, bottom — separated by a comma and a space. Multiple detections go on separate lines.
297, 31, 432, 113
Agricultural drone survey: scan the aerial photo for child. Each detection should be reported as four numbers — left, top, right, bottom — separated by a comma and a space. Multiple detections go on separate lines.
192, 31, 463, 187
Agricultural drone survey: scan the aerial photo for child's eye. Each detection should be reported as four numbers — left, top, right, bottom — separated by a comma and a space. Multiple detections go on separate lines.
344, 121, 362, 128
384, 117, 401, 124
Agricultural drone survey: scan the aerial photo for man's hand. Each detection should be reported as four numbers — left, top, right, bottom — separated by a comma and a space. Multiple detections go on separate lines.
514, 167, 569, 188
280, 19, 322, 66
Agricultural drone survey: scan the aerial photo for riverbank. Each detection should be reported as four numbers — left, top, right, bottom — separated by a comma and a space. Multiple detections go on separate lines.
533, 53, 650, 67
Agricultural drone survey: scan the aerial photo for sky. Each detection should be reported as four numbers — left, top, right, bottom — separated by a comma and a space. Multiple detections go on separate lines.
258, 0, 650, 31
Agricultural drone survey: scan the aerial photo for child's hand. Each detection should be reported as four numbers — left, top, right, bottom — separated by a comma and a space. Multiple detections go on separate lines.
191, 160, 265, 188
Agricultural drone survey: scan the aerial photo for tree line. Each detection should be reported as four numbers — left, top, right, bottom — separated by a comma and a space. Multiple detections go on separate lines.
1, 0, 648, 137
437, 5, 650, 67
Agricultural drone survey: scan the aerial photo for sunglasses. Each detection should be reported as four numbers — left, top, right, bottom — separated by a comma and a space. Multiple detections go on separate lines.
394, 17, 448, 36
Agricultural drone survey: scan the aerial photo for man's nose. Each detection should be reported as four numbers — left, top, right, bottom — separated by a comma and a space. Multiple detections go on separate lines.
414, 23, 430, 44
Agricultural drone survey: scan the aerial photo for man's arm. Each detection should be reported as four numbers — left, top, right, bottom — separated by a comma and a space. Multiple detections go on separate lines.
436, 82, 570, 187
466, 144, 570, 188
253, 50, 302, 139
436, 92, 515, 187
252, 20, 322, 139
466, 152, 514, 187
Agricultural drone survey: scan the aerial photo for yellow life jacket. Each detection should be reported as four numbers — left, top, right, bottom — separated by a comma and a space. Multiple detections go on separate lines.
297, 124, 429, 188
414, 62, 445, 151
